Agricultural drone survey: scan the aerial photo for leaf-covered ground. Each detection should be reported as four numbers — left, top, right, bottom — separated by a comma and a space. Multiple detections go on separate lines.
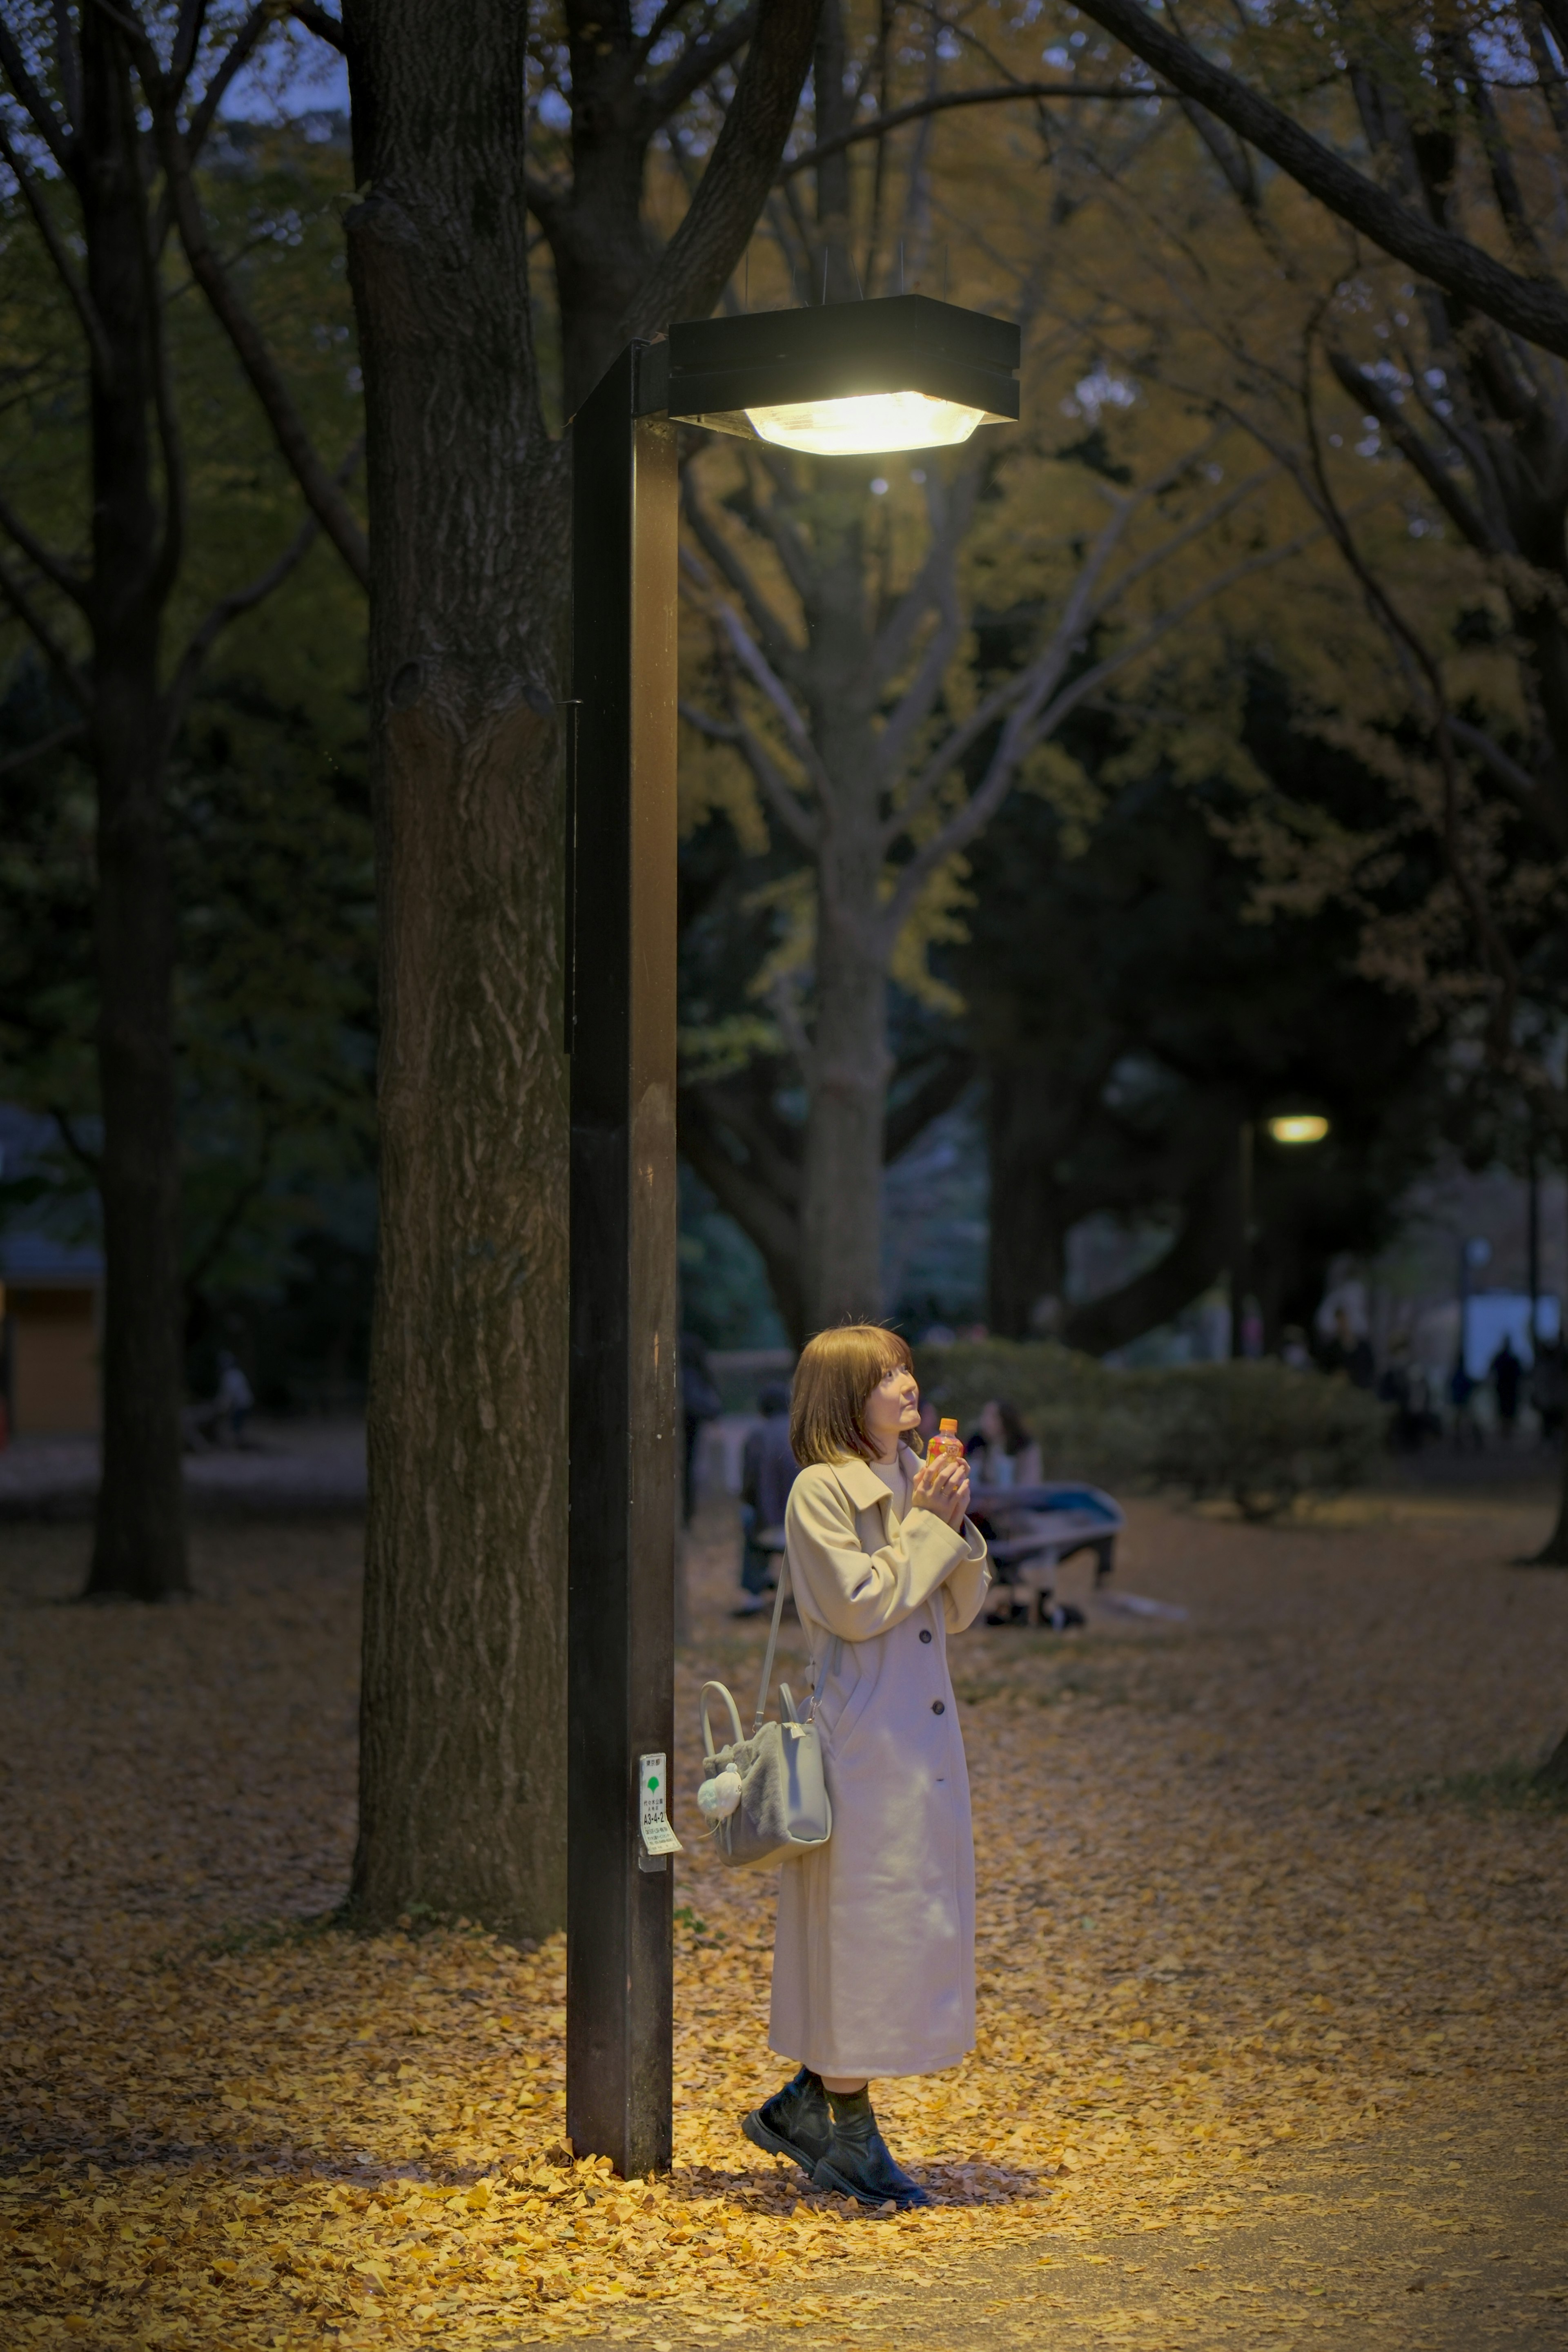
2, 1485, 1566, 2349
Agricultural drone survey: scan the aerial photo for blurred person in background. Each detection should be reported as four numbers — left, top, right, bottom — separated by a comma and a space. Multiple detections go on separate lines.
736, 1381, 798, 1617
214, 1351, 254, 1446
1449, 1359, 1484, 1452
1490, 1333, 1523, 1445
965, 1398, 1041, 1491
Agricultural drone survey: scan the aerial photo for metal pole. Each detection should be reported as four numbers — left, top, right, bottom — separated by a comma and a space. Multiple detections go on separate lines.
566, 344, 680, 2177
1230, 1118, 1253, 1360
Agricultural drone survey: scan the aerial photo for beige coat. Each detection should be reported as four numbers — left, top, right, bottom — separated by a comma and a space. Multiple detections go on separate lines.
769, 1446, 990, 2080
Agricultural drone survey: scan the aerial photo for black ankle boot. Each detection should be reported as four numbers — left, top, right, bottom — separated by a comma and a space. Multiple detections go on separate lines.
811, 2085, 931, 2209
742, 2065, 831, 2176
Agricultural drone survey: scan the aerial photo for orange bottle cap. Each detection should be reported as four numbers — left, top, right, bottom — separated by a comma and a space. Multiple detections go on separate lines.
939, 1418, 958, 1432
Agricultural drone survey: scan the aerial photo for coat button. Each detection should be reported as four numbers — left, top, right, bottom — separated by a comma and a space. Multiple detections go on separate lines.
931, 1699, 945, 1714
919, 1629, 933, 1644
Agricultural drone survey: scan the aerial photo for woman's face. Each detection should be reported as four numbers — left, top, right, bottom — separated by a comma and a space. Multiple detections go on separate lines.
978, 1399, 1005, 1446
863, 1362, 920, 1452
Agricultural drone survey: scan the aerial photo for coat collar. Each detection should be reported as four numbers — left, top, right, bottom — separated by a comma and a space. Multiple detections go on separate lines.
826, 1442, 920, 1514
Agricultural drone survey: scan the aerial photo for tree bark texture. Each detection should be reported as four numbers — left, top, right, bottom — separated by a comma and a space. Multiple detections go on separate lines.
1526, 1440, 1568, 1565
343, 0, 571, 1935
797, 497, 893, 1332
984, 1059, 1074, 1339
78, 12, 189, 1603
801, 896, 893, 1331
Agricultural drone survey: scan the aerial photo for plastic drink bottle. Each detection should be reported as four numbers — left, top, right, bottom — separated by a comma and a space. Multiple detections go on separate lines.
926, 1417, 965, 1462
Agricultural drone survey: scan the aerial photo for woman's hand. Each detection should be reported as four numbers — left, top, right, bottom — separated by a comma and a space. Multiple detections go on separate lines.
912, 1451, 970, 1529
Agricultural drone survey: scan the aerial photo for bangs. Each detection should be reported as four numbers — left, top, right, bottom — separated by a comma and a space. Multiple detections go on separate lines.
789, 1322, 913, 1467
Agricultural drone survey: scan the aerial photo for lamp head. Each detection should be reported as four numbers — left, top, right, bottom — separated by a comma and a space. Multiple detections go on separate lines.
1266, 1115, 1330, 1146
646, 295, 1020, 456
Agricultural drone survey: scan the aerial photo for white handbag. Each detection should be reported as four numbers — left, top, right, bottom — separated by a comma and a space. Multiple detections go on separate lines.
698, 1552, 832, 1867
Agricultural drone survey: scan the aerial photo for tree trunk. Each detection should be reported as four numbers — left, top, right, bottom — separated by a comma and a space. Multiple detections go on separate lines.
801, 901, 891, 1331
798, 481, 888, 1333
1525, 1440, 1568, 1566
1537, 1719, 1568, 1789
343, 0, 571, 1935
79, 13, 188, 1603
985, 1061, 1069, 1339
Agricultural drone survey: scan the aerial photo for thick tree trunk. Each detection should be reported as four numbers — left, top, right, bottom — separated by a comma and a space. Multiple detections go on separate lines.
798, 480, 888, 1333
1525, 1438, 1568, 1566
86, 687, 188, 1601
1062, 1175, 1232, 1358
985, 1062, 1069, 1339
801, 904, 891, 1331
343, 0, 570, 1935
79, 15, 188, 1603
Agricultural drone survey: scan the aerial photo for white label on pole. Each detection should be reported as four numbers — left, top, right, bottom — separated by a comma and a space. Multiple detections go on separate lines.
638, 1752, 682, 1855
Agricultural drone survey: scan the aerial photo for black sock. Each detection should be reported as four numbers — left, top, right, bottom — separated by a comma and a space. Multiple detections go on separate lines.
825, 2084, 872, 2125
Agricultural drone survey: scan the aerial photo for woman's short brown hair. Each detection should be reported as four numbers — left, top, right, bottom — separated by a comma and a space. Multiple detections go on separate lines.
790, 1323, 915, 1467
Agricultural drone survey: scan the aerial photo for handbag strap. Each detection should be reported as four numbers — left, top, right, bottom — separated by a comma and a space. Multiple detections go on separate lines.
751, 1546, 793, 1737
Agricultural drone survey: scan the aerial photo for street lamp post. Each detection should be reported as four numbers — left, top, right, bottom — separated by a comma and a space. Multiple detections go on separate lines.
1232, 1114, 1332, 1360
565, 298, 1020, 2177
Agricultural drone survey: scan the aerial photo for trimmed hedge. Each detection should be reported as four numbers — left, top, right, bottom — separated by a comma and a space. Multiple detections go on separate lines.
911, 1340, 1388, 1521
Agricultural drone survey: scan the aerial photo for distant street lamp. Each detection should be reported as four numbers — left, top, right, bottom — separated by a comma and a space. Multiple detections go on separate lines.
1232, 1111, 1332, 1359
1266, 1113, 1330, 1146
566, 296, 1021, 2178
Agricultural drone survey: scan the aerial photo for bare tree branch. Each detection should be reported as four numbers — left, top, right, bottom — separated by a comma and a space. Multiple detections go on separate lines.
881, 520, 1321, 936
681, 481, 800, 676
0, 118, 110, 382
621, 0, 822, 342
0, 478, 89, 609
0, 718, 88, 778
51, 0, 82, 132
286, 1, 347, 56
184, 6, 274, 165
1327, 348, 1493, 550
707, 595, 831, 797
869, 457, 981, 696
1074, 0, 1568, 357
1449, 714, 1567, 849
169, 0, 208, 96
780, 74, 1165, 179
50, 1106, 102, 1180
147, 83, 370, 586
0, 554, 92, 710
679, 694, 820, 849
0, 16, 73, 171
160, 440, 361, 748
646, 5, 757, 128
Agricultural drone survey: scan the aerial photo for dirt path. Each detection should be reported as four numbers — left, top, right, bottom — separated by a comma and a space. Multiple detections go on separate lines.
1, 1484, 1565, 2350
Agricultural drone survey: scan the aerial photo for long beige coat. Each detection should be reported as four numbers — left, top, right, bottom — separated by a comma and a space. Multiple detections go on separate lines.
769, 1446, 990, 2079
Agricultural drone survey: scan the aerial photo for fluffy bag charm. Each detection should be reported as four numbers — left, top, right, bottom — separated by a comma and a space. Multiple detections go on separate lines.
696, 1766, 742, 1821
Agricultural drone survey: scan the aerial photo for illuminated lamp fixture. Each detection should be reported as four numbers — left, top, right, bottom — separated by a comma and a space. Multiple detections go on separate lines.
1266, 1115, 1330, 1146
646, 294, 1021, 456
